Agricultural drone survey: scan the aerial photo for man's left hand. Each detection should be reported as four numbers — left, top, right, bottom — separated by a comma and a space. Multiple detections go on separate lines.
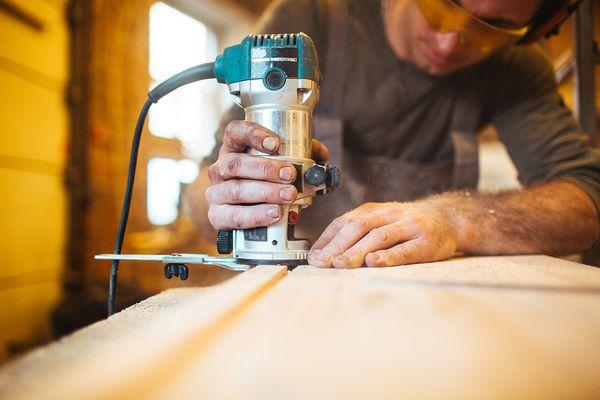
307, 201, 460, 268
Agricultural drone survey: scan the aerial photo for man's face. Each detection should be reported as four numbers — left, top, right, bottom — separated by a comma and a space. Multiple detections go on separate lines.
385, 0, 542, 75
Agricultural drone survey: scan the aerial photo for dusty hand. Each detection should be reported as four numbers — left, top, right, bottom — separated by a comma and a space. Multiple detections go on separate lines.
307, 201, 460, 268
206, 120, 328, 230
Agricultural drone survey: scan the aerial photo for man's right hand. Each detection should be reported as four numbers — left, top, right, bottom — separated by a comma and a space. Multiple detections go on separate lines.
205, 120, 298, 230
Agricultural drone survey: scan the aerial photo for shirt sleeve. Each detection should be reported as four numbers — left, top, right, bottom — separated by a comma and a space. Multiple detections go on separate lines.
202, 0, 322, 167
491, 45, 600, 214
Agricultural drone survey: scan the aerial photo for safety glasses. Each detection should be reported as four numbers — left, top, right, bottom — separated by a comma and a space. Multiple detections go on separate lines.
414, 0, 530, 52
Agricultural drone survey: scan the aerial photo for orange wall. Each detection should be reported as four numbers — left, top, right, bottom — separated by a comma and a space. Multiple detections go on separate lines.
0, 0, 68, 362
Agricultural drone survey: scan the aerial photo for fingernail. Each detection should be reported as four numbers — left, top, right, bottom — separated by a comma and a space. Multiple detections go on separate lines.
279, 166, 294, 181
267, 207, 280, 219
308, 250, 331, 267
279, 186, 295, 201
332, 256, 347, 268
369, 254, 381, 264
262, 137, 278, 152
334, 255, 347, 263
315, 251, 332, 262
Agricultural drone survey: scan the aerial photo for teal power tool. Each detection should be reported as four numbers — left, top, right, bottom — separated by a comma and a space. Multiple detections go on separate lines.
96, 33, 341, 315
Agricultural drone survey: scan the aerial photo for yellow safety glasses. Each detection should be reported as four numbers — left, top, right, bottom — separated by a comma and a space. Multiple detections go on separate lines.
414, 0, 530, 52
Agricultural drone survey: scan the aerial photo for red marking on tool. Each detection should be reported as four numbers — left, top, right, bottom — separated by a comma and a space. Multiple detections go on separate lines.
288, 211, 299, 224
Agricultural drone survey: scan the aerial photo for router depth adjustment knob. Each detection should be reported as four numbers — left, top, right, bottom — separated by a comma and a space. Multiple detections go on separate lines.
326, 165, 341, 189
305, 165, 328, 186
216, 230, 233, 254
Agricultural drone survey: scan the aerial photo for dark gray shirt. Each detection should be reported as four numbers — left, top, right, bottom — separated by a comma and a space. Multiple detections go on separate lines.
209, 0, 600, 211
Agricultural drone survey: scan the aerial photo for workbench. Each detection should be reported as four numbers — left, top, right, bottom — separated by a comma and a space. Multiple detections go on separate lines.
1, 256, 600, 399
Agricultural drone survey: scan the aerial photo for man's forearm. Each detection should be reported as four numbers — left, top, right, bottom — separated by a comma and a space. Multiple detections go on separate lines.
189, 168, 598, 266
427, 180, 599, 256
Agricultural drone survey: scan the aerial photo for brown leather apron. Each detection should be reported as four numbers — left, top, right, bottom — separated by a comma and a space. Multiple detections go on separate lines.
296, 0, 480, 239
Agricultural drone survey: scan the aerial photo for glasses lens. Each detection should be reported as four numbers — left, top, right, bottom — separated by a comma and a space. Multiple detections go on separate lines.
414, 0, 528, 52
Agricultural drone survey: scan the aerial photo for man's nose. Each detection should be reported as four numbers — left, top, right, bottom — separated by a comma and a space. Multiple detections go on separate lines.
434, 31, 461, 56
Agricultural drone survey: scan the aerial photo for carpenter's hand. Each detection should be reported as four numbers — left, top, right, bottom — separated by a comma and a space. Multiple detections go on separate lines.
206, 121, 328, 230
307, 202, 460, 268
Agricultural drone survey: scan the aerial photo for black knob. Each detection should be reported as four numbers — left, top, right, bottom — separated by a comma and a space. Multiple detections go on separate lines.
305, 165, 327, 186
164, 264, 174, 279
264, 68, 286, 91
164, 264, 189, 281
326, 165, 341, 189
178, 265, 189, 280
217, 230, 233, 254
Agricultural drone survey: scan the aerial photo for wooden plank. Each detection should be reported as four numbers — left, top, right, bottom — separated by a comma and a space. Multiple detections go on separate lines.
0, 70, 67, 163
2, 257, 600, 399
152, 256, 600, 399
0, 265, 287, 400
0, 166, 64, 360
0, 0, 68, 83
337, 255, 600, 290
0, 169, 65, 278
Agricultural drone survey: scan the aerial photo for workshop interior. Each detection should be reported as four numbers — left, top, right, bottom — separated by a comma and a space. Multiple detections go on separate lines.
1, 0, 600, 389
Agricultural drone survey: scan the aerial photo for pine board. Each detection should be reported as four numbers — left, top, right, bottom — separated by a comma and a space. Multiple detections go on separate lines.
1, 256, 600, 399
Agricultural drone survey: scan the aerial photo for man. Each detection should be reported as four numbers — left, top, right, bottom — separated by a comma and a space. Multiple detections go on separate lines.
188, 0, 600, 268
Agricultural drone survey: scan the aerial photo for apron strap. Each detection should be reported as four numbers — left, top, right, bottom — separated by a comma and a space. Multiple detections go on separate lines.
317, 0, 348, 118
314, 0, 349, 166
450, 86, 480, 190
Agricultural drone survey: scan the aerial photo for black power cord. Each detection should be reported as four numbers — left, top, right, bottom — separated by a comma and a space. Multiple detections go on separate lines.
108, 62, 215, 316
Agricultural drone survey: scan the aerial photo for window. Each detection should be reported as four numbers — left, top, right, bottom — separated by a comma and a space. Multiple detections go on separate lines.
146, 2, 226, 225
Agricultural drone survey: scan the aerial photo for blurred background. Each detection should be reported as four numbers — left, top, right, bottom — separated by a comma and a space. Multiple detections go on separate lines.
0, 0, 598, 364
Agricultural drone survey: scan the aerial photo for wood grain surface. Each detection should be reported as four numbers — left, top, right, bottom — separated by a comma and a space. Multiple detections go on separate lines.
1, 256, 600, 399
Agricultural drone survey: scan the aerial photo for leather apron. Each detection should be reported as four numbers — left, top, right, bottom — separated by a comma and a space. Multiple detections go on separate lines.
296, 0, 480, 239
